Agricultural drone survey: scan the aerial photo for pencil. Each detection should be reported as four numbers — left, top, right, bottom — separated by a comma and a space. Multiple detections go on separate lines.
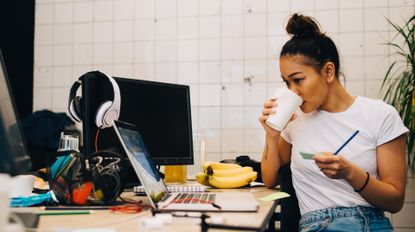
37, 210, 91, 216
43, 205, 111, 210
333, 130, 360, 155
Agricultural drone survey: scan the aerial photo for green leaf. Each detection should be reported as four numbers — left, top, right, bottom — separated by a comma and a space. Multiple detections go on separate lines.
383, 15, 415, 175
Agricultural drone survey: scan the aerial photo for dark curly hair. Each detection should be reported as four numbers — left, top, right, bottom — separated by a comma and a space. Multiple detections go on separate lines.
281, 13, 340, 78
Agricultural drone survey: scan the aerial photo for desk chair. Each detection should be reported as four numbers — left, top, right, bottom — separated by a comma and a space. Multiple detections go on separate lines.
272, 165, 301, 232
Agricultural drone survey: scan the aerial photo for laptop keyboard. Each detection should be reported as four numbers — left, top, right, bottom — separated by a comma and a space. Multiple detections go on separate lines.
172, 192, 216, 204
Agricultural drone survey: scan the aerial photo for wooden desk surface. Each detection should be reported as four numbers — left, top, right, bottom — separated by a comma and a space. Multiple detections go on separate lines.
13, 186, 279, 232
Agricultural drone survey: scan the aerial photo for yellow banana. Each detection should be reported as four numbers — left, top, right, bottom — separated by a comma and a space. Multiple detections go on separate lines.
208, 171, 257, 189
195, 172, 211, 187
202, 161, 217, 171
207, 166, 253, 177
209, 162, 242, 170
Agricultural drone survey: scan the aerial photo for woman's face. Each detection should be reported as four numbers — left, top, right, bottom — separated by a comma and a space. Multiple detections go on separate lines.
279, 55, 329, 113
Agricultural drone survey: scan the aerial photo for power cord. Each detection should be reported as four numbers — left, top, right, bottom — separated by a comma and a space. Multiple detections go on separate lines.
87, 150, 123, 204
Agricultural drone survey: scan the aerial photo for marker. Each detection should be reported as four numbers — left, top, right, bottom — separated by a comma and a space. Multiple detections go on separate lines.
333, 130, 360, 155
37, 210, 91, 216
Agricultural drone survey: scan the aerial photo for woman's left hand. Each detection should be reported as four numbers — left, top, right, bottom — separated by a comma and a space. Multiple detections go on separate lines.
313, 152, 355, 180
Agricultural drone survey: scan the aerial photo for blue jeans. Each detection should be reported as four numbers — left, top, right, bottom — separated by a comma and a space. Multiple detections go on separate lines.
299, 206, 392, 232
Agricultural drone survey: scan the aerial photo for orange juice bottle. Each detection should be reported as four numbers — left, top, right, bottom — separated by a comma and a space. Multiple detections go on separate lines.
164, 165, 187, 182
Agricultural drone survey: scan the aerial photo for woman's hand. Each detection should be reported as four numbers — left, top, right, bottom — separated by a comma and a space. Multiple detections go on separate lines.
259, 99, 279, 137
313, 152, 356, 180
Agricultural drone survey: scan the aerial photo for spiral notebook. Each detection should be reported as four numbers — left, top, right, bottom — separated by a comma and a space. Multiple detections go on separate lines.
113, 120, 259, 212
134, 185, 206, 195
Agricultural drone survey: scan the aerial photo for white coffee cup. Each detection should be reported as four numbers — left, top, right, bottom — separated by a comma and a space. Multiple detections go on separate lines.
265, 88, 303, 131
0, 174, 11, 232
9, 175, 35, 198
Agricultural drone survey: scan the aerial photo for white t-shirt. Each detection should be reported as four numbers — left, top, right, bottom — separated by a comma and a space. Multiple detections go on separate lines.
281, 96, 408, 215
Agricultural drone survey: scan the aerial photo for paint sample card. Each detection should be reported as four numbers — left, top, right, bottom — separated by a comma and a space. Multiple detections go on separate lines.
300, 151, 315, 160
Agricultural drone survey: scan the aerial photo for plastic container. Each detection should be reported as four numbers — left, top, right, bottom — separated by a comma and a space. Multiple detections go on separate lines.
164, 165, 187, 182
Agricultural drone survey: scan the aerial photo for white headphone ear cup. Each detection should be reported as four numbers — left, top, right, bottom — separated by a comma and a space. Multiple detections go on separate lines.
95, 101, 113, 128
103, 106, 119, 127
69, 100, 81, 122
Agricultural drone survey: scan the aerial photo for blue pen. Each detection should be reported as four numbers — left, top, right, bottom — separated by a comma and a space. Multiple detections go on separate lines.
333, 130, 360, 155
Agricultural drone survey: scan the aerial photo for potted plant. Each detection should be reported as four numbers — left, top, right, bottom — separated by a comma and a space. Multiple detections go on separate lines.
381, 15, 415, 174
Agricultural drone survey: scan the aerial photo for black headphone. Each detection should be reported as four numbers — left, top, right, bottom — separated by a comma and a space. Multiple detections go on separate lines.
68, 71, 121, 129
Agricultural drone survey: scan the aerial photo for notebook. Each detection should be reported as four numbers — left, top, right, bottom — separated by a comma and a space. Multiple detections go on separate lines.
112, 121, 259, 212
134, 185, 206, 195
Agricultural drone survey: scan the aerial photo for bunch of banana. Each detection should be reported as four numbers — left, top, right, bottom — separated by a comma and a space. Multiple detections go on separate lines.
195, 172, 211, 186
195, 161, 257, 189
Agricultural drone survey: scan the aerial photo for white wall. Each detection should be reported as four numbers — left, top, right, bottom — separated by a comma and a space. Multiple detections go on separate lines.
33, 0, 414, 229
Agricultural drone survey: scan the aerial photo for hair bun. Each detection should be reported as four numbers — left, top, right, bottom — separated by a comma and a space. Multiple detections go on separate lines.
286, 13, 322, 37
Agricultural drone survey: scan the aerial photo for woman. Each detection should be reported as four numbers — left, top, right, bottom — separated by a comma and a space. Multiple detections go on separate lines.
259, 13, 408, 232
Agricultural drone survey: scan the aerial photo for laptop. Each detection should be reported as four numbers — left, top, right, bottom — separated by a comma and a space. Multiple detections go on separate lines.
112, 120, 259, 212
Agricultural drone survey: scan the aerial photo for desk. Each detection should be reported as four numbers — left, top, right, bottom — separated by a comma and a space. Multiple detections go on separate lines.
12, 186, 279, 232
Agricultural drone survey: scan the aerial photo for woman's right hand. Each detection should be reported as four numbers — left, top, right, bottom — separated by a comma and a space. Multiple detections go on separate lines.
259, 98, 298, 138
259, 98, 280, 137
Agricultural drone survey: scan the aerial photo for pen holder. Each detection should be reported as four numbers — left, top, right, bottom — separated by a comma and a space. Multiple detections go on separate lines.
49, 149, 86, 205
48, 149, 124, 206
49, 134, 124, 206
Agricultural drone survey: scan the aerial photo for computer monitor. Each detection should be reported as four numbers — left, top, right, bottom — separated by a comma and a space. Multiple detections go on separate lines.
0, 48, 32, 176
82, 75, 194, 166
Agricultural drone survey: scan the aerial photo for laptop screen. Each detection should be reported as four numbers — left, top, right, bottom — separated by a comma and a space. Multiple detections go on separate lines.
113, 121, 168, 204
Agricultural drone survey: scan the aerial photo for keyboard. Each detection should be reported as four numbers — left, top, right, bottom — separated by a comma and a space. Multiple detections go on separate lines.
172, 192, 216, 204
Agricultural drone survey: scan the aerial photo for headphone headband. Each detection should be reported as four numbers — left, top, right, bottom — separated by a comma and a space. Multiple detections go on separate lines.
100, 72, 121, 115
67, 71, 121, 128
68, 80, 81, 107
97, 71, 121, 128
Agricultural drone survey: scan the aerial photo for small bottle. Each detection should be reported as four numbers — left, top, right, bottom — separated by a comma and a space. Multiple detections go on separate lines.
164, 165, 187, 182
57, 133, 79, 152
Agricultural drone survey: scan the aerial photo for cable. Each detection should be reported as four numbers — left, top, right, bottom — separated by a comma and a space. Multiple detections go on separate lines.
88, 153, 123, 204
94, 129, 100, 152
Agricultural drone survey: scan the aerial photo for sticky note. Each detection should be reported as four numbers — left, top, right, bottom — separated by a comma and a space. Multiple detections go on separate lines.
300, 151, 315, 160
259, 192, 290, 201
73, 229, 116, 232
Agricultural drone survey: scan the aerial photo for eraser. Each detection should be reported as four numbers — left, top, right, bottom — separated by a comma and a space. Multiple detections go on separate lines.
155, 213, 173, 224
139, 218, 163, 230
207, 216, 225, 224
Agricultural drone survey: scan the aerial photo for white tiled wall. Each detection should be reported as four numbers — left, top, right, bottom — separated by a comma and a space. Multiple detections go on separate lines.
33, 0, 414, 228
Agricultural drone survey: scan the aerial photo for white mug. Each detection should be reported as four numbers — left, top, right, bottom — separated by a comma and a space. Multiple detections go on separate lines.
266, 88, 303, 131
0, 174, 11, 232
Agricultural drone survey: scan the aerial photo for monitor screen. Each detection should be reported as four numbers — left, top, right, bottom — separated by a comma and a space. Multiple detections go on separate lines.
82, 75, 194, 166
115, 78, 194, 165
0, 48, 32, 176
